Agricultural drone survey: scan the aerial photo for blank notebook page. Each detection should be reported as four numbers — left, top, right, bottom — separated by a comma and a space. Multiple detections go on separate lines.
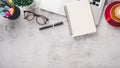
40, 0, 64, 15
40, 0, 76, 15
65, 0, 96, 37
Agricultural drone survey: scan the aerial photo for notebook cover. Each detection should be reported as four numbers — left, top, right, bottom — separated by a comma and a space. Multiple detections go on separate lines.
65, 0, 96, 37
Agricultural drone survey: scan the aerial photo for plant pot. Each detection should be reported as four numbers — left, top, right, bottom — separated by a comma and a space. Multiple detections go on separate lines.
8, 6, 20, 20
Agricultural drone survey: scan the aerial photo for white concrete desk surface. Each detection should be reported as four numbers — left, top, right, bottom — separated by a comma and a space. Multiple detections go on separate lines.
0, 0, 120, 68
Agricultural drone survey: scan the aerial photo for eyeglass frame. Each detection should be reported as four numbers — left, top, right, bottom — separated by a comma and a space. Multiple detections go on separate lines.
24, 10, 49, 25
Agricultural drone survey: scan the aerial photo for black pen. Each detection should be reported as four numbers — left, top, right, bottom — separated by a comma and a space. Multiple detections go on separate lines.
39, 21, 63, 30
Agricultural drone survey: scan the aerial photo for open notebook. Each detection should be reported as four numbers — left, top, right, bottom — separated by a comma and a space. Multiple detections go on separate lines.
40, 0, 76, 15
65, 0, 96, 37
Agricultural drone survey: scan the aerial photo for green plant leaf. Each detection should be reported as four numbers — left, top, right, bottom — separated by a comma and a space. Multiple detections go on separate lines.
12, 0, 34, 7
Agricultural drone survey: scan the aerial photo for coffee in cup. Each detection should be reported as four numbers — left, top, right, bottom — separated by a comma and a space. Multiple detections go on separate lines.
111, 4, 120, 22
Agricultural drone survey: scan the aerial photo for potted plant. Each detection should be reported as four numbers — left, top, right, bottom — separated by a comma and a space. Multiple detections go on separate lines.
0, 0, 34, 20
12, 0, 34, 7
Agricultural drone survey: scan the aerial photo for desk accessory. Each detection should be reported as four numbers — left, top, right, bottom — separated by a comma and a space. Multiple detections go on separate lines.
0, 1, 15, 18
0, 0, 36, 20
39, 21, 63, 30
0, 0, 20, 20
104, 1, 120, 27
24, 10, 49, 25
65, 0, 96, 37
90, 0, 106, 25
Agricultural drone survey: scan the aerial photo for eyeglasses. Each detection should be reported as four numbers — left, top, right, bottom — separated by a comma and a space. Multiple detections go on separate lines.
24, 10, 49, 25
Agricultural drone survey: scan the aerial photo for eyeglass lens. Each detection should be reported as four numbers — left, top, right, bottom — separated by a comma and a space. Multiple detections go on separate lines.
36, 17, 46, 25
24, 12, 34, 21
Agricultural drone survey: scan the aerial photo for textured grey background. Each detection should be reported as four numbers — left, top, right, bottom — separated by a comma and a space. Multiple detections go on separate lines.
0, 0, 120, 68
